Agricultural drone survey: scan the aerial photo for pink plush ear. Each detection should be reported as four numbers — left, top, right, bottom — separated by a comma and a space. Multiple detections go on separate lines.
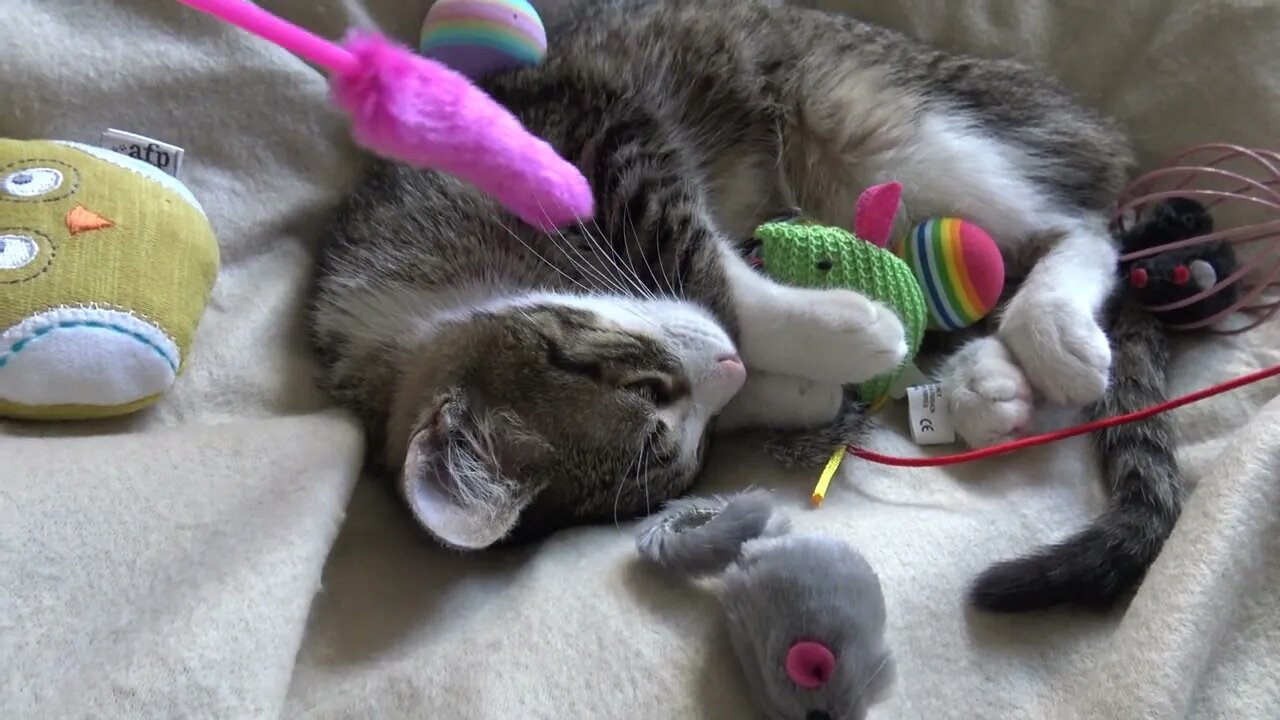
854, 182, 902, 248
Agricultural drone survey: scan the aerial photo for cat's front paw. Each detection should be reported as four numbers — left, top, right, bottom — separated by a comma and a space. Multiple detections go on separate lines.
760, 375, 846, 427
999, 293, 1111, 406
715, 372, 844, 434
765, 387, 869, 469
783, 289, 908, 384
942, 337, 1034, 448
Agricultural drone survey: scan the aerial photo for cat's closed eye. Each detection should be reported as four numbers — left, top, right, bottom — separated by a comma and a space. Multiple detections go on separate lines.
621, 373, 678, 405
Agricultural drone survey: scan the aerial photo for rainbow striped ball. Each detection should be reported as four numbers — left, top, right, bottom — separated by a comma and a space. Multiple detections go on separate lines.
419, 0, 547, 80
900, 218, 1005, 331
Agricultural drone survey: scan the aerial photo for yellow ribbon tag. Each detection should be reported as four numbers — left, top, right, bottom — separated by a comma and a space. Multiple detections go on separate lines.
811, 446, 846, 507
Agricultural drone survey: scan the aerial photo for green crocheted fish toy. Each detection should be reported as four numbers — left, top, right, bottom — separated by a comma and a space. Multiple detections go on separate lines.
749, 183, 927, 411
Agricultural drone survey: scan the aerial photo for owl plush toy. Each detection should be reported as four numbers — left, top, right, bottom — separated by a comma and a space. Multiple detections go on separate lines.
0, 139, 219, 420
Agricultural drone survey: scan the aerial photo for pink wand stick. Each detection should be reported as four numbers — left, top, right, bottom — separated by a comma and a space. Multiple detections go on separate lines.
175, 0, 594, 232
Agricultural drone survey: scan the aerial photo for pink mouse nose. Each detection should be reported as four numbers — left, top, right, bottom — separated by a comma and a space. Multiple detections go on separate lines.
787, 641, 837, 689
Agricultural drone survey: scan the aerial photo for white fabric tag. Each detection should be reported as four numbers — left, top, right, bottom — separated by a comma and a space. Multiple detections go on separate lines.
889, 362, 930, 400
99, 129, 185, 178
906, 383, 956, 445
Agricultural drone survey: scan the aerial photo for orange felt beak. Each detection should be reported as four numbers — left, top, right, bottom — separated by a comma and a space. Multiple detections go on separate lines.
65, 204, 115, 235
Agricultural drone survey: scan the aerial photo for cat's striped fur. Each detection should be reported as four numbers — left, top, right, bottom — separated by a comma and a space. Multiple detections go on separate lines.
308, 0, 1182, 611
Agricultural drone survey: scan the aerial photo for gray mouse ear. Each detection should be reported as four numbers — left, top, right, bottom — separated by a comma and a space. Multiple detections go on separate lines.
1189, 259, 1218, 290
636, 489, 789, 576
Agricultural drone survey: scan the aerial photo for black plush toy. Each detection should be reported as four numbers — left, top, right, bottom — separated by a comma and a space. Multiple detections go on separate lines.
1119, 198, 1242, 327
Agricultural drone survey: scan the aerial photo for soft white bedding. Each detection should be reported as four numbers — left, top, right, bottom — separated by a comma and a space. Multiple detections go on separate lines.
3, 1, 1279, 717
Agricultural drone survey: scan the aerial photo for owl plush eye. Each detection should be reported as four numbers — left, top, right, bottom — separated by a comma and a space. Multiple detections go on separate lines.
0, 234, 39, 270
2, 167, 64, 198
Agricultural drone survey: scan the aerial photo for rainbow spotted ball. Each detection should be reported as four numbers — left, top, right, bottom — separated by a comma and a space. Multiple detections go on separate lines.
899, 218, 1005, 331
419, 0, 547, 80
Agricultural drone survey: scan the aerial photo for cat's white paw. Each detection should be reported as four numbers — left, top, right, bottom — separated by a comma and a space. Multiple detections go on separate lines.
942, 337, 1034, 448
998, 293, 1111, 406
756, 374, 844, 427
730, 252, 907, 383
716, 372, 843, 432
774, 289, 908, 384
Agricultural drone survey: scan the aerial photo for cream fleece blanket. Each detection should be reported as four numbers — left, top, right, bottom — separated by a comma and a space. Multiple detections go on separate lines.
3, 0, 1279, 718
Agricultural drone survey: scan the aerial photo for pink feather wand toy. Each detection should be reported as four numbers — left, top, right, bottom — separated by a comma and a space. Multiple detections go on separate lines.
174, 0, 593, 232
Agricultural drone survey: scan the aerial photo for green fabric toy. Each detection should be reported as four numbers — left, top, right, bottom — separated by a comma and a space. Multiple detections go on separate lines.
749, 183, 927, 411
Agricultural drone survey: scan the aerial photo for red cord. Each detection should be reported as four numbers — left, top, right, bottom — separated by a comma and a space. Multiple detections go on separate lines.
849, 362, 1280, 468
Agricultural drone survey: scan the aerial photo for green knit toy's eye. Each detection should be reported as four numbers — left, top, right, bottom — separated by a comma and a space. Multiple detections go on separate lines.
815, 259, 833, 272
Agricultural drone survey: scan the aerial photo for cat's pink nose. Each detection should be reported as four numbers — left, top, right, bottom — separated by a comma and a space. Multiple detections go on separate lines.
716, 354, 747, 386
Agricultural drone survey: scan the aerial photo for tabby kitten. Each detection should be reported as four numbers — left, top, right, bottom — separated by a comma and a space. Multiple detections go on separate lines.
308, 0, 1182, 611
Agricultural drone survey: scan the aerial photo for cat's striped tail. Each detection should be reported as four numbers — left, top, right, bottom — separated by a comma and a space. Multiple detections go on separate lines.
969, 295, 1184, 612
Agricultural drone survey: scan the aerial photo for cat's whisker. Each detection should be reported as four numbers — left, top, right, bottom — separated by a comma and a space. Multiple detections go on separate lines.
618, 215, 662, 301
587, 213, 656, 301
631, 213, 666, 301
614, 435, 648, 527
547, 223, 631, 296
579, 217, 653, 299
618, 204, 659, 299
659, 211, 688, 300
649, 210, 679, 298
676, 254, 687, 299
505, 222, 649, 324
550, 222, 636, 298
527, 198, 627, 295
500, 230, 653, 325
495, 220, 596, 295
641, 434, 652, 516
525, 198, 624, 295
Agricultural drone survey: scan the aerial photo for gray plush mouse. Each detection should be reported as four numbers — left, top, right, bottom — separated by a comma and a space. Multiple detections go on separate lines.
635, 490, 895, 720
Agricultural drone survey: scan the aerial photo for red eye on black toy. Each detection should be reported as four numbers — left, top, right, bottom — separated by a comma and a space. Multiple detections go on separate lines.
1117, 197, 1239, 328
1113, 143, 1280, 333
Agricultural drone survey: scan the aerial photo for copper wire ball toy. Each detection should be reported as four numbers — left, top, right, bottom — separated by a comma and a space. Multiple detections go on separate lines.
1113, 143, 1280, 334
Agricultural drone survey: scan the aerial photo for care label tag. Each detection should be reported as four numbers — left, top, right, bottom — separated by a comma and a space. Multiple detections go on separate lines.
888, 362, 930, 401
99, 129, 185, 179
906, 383, 956, 445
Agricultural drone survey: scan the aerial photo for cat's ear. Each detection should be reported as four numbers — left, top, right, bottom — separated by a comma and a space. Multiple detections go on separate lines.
400, 392, 540, 549
853, 182, 902, 248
